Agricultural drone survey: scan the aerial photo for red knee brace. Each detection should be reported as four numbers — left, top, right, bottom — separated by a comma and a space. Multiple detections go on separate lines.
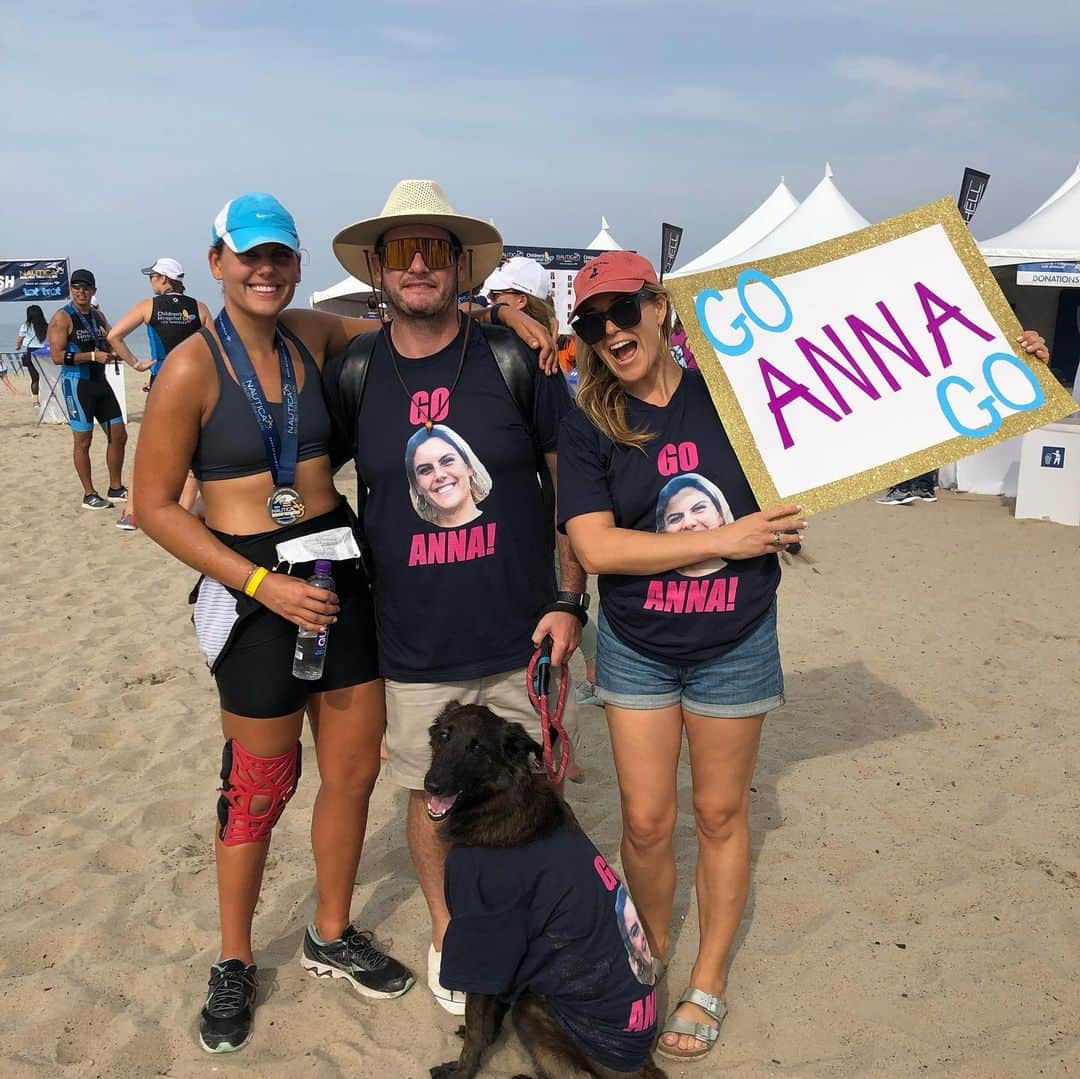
217, 739, 302, 846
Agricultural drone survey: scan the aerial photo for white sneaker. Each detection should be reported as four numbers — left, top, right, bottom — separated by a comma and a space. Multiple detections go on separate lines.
427, 944, 466, 1015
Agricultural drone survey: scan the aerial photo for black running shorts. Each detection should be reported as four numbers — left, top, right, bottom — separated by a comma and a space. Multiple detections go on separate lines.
205, 503, 380, 718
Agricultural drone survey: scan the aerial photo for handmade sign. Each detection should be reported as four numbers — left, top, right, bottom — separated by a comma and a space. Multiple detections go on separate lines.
666, 198, 1077, 514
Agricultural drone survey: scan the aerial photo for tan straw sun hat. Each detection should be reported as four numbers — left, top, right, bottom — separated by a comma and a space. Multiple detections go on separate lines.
333, 179, 503, 289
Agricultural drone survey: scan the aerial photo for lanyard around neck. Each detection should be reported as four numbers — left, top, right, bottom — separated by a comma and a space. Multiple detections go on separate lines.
215, 309, 300, 487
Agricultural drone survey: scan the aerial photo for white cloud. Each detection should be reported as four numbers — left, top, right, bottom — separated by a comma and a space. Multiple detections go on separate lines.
833, 55, 1007, 104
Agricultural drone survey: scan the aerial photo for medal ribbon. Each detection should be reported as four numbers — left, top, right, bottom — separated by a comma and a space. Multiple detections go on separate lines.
69, 305, 105, 351
215, 310, 300, 487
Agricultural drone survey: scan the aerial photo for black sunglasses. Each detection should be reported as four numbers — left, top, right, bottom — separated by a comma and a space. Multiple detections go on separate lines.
571, 289, 651, 345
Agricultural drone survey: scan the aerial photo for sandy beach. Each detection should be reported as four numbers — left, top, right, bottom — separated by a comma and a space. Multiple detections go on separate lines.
1, 370, 1077, 1078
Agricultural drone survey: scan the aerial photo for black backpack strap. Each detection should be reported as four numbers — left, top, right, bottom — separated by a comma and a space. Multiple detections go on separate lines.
480, 325, 556, 533
482, 324, 537, 434
322, 330, 380, 579
323, 329, 379, 476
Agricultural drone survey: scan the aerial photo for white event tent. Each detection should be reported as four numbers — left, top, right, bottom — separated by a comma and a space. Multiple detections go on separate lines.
717, 164, 869, 268
308, 274, 373, 317
669, 179, 799, 278
587, 217, 623, 251
979, 159, 1080, 266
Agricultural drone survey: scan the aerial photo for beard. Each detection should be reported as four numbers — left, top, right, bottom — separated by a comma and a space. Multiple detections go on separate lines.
382, 268, 459, 321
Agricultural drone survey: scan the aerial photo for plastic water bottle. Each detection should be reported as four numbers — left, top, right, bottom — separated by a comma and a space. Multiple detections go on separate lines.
293, 560, 334, 680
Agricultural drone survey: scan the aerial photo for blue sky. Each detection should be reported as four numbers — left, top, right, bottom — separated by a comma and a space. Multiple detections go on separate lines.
2, 0, 1078, 322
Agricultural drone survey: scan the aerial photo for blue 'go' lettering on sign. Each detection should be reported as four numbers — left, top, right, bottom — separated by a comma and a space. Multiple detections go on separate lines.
937, 352, 1045, 438
695, 270, 793, 357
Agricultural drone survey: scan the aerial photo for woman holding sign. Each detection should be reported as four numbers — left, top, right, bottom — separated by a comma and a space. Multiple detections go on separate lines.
557, 250, 805, 1063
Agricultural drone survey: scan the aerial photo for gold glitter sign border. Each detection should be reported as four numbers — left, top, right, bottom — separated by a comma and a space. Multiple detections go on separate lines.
665, 197, 1077, 515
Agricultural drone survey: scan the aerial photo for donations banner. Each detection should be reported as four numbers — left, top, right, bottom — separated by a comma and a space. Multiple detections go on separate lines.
1016, 261, 1080, 287
665, 198, 1077, 514
0, 259, 69, 302
660, 223, 684, 279
501, 245, 611, 331
957, 167, 991, 223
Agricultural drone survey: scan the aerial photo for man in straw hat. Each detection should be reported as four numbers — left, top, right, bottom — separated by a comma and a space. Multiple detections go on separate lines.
324, 180, 588, 1014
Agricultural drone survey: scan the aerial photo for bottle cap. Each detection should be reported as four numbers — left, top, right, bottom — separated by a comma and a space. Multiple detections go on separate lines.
315, 559, 332, 575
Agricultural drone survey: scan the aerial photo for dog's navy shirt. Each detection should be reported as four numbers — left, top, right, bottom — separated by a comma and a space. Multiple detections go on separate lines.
348, 321, 570, 681
558, 369, 780, 664
442, 824, 657, 1072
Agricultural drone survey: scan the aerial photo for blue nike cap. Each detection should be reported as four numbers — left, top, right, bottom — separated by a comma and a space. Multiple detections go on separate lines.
211, 192, 300, 254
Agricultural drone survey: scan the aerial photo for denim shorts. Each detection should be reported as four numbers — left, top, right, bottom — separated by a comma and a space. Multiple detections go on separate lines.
596, 601, 784, 717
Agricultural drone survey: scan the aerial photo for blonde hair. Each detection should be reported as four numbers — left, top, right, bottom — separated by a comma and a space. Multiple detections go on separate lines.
521, 293, 560, 340
574, 284, 672, 448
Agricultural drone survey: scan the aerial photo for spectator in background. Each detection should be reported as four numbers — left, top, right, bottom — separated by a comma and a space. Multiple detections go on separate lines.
16, 304, 48, 405
485, 256, 560, 340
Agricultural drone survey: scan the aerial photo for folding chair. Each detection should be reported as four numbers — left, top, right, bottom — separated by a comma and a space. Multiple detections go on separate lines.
33, 348, 67, 426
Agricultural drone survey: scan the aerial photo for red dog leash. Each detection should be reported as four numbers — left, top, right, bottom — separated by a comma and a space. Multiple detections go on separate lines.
526, 635, 570, 784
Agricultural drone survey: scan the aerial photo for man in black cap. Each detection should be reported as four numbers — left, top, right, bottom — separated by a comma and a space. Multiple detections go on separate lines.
48, 269, 135, 510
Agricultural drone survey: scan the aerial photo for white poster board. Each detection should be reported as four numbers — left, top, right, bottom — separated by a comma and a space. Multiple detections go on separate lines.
667, 198, 1078, 513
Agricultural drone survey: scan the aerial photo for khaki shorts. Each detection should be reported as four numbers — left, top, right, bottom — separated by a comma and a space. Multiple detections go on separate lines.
383, 667, 579, 790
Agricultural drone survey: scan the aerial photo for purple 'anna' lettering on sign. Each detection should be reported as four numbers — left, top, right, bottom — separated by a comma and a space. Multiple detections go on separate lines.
914, 282, 995, 370
795, 331, 881, 416
846, 303, 931, 390
758, 357, 844, 450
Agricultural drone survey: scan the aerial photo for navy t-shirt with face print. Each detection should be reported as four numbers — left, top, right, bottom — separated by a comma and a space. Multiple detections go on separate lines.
353, 321, 570, 682
441, 824, 658, 1073
557, 369, 780, 665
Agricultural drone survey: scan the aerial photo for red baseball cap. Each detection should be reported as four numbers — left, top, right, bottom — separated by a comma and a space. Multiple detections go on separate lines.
571, 251, 659, 317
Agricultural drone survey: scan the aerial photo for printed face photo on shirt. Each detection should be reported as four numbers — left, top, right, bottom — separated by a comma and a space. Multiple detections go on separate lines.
654, 472, 734, 578
615, 885, 655, 986
405, 423, 493, 528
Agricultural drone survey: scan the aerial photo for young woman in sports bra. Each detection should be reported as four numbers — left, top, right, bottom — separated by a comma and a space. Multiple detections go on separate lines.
135, 192, 558, 1054
134, 192, 415, 1053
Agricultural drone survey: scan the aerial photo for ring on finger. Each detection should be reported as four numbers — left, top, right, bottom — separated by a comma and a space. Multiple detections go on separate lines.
773, 530, 782, 545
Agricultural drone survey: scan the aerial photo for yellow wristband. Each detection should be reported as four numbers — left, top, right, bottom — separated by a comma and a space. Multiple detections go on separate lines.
92, 350, 97, 363
243, 566, 269, 598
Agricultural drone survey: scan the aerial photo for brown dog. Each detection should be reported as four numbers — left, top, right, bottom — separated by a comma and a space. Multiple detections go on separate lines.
425, 701, 666, 1079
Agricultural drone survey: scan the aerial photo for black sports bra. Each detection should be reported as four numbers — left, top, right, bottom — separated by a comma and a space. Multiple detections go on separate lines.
191, 323, 332, 482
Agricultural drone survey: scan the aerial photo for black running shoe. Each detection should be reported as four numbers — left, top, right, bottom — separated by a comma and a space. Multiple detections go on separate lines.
199, 959, 257, 1054
301, 924, 415, 998
81, 491, 113, 510
107, 485, 128, 501
875, 485, 916, 505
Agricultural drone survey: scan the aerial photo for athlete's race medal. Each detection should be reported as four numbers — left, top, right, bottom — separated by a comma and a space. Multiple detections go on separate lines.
267, 485, 305, 526
215, 310, 306, 527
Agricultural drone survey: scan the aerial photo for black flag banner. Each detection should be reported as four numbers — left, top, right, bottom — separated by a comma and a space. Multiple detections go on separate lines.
660, 222, 684, 279
957, 168, 991, 224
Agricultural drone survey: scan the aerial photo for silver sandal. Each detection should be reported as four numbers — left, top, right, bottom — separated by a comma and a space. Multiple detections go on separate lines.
655, 986, 727, 1062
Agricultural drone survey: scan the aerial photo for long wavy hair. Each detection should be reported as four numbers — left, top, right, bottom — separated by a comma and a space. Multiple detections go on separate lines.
405, 423, 493, 524
573, 283, 672, 448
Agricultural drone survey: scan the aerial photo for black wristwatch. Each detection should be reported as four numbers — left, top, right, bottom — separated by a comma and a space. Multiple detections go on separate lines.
557, 591, 590, 612
489, 302, 508, 326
